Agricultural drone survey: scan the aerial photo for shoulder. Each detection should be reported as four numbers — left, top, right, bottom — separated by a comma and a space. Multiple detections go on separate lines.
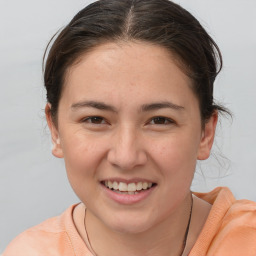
191, 187, 256, 256
3, 205, 78, 256
214, 196, 256, 250
197, 187, 256, 228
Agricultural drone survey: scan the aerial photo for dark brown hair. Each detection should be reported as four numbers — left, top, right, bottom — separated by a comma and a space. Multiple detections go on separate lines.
44, 0, 229, 124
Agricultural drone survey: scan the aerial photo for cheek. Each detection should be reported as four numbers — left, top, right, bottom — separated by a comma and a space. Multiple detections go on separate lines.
60, 132, 108, 188
150, 134, 200, 180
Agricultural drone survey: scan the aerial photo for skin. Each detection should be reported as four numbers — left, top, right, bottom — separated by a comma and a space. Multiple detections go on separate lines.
46, 41, 217, 256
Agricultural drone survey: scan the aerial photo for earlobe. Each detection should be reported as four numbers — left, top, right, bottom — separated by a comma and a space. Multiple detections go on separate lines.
45, 103, 64, 158
197, 111, 218, 160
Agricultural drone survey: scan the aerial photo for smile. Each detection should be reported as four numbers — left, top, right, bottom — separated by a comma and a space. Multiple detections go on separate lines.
103, 181, 155, 194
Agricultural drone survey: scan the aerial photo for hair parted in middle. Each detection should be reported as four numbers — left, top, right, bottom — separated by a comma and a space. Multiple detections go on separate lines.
44, 0, 228, 124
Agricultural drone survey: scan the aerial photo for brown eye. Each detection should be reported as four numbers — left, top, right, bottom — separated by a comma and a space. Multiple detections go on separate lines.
149, 117, 173, 125
83, 116, 106, 124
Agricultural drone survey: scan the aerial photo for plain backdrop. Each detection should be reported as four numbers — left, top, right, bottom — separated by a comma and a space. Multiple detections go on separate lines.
0, 0, 256, 252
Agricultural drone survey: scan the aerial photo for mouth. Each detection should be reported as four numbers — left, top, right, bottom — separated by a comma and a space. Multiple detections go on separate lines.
101, 180, 157, 195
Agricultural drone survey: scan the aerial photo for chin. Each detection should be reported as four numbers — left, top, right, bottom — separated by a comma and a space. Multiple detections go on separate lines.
105, 212, 157, 235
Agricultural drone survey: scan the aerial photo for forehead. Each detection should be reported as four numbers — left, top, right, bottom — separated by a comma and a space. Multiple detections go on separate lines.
61, 41, 197, 108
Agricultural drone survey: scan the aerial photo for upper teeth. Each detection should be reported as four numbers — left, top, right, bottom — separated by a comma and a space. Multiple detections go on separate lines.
104, 181, 153, 192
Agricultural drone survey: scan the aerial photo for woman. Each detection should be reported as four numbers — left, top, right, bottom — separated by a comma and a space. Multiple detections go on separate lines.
3, 0, 256, 255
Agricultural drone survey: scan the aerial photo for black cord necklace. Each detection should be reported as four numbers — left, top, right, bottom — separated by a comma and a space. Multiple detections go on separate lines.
179, 194, 193, 256
84, 194, 193, 256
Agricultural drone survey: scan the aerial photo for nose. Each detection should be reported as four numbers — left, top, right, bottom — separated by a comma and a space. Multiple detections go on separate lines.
107, 125, 147, 170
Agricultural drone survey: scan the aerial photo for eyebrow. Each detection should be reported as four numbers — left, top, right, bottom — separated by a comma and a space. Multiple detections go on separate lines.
71, 100, 184, 112
71, 100, 118, 112
141, 101, 184, 112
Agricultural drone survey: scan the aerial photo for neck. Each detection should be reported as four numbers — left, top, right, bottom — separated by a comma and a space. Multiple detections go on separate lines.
85, 193, 193, 256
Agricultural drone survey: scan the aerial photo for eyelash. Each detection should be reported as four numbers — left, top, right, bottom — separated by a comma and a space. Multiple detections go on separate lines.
82, 116, 107, 125
81, 116, 175, 126
147, 116, 175, 125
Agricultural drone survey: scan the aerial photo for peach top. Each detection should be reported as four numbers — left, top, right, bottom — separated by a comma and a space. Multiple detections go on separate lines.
3, 187, 256, 256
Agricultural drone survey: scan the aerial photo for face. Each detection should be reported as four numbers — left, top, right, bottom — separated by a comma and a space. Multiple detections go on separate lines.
46, 42, 217, 234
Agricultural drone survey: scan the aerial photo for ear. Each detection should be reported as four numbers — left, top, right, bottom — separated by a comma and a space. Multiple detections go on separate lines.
197, 111, 218, 160
45, 103, 64, 158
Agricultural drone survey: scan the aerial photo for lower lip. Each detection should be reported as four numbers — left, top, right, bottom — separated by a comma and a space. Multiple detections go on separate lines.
101, 183, 156, 205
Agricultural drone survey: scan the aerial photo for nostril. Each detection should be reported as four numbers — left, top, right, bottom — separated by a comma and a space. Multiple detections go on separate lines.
107, 148, 147, 170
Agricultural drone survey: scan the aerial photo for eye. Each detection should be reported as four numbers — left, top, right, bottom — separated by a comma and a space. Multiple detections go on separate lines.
148, 116, 174, 125
82, 116, 107, 124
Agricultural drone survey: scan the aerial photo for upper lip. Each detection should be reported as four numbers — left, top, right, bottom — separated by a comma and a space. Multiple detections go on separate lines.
100, 177, 156, 184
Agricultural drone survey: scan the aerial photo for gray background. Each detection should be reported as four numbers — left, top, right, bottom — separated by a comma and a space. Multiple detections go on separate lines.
0, 0, 255, 252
